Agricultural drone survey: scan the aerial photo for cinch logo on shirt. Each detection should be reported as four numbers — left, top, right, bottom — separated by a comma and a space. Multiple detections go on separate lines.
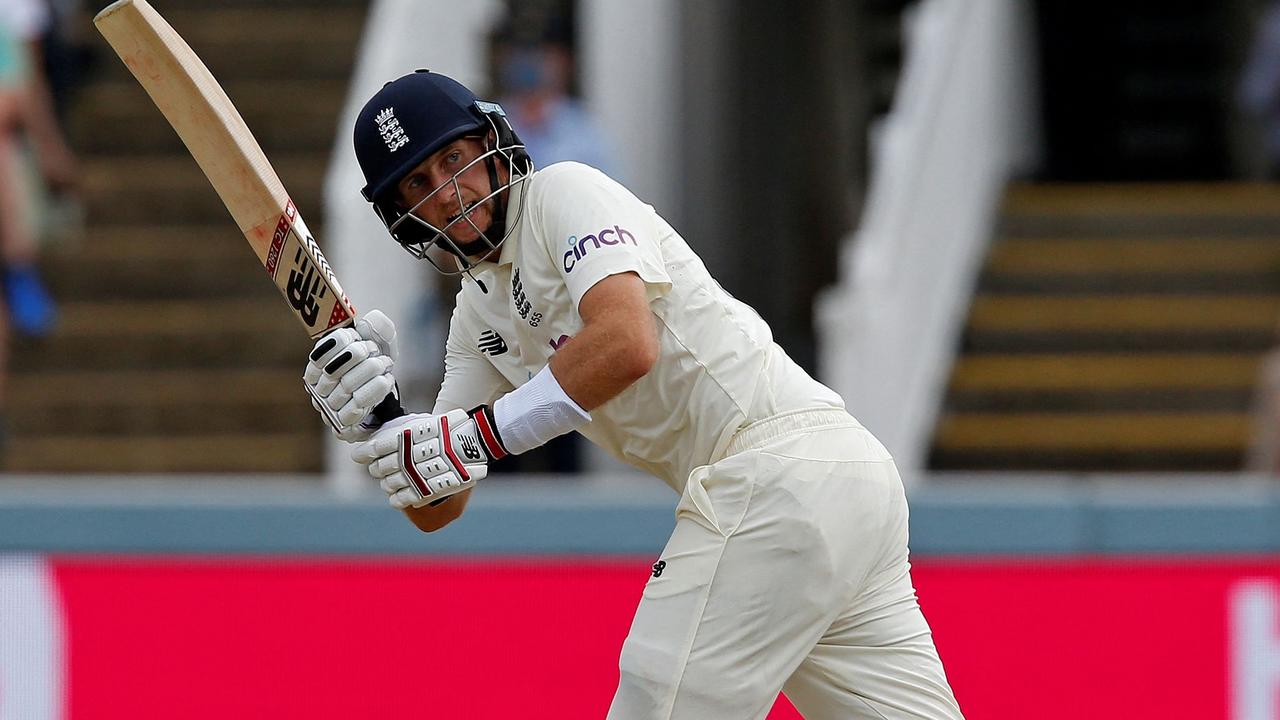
562, 225, 637, 273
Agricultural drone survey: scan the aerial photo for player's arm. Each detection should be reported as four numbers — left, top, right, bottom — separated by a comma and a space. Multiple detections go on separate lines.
393, 312, 514, 532
433, 167, 669, 458
546, 271, 658, 410
346, 299, 515, 531
347, 278, 657, 523
347, 281, 655, 534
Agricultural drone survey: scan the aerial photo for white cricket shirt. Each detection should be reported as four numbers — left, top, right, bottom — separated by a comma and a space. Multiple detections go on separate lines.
434, 162, 844, 491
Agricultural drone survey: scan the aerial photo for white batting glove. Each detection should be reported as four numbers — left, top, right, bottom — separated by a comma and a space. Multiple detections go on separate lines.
351, 407, 510, 509
304, 309, 400, 442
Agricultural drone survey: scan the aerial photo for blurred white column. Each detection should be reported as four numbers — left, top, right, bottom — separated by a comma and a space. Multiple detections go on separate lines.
1231, 580, 1280, 720
0, 555, 62, 720
579, 0, 681, 217
324, 0, 502, 496
816, 0, 1040, 484
578, 0, 681, 477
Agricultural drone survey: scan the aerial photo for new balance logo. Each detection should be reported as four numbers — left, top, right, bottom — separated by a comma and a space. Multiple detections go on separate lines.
459, 436, 484, 461
478, 330, 508, 356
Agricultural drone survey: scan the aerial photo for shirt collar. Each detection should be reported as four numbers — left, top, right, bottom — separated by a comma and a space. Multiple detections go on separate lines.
495, 178, 526, 267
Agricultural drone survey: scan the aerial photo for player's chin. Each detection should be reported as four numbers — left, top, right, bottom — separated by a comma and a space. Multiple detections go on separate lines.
444, 215, 490, 245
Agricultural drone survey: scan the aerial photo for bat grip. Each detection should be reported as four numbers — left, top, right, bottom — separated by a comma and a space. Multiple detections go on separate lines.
370, 390, 407, 425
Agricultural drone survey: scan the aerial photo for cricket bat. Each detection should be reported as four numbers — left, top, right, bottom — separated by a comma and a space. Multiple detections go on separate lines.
94, 0, 401, 429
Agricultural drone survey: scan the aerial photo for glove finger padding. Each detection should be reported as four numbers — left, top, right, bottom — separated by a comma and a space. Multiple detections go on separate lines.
367, 443, 447, 480
312, 339, 379, 399
356, 309, 398, 365
348, 369, 395, 408
334, 361, 395, 427
305, 328, 362, 385
351, 414, 428, 464
391, 485, 427, 510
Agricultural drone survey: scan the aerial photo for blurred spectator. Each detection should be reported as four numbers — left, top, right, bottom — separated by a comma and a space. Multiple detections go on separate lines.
496, 42, 617, 176
0, 0, 81, 454
1239, 1, 1280, 178
0, 0, 79, 338
38, 0, 90, 124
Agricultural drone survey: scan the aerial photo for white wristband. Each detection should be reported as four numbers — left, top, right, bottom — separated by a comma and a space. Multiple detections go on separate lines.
492, 364, 591, 455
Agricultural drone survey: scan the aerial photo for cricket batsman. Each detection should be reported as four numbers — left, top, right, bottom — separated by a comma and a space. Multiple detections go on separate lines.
305, 70, 964, 719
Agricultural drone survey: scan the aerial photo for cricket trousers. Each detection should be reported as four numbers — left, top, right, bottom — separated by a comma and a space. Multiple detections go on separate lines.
607, 408, 964, 720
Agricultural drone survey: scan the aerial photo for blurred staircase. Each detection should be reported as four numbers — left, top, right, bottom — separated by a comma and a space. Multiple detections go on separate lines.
6, 1, 369, 473
931, 184, 1280, 471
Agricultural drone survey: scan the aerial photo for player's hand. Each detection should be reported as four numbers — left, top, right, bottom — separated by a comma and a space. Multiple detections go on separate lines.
351, 408, 509, 509
304, 309, 400, 442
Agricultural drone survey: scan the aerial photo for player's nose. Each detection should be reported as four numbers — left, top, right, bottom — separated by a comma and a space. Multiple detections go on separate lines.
434, 180, 464, 214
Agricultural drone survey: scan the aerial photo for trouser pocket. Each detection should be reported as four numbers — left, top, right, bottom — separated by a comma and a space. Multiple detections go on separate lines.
675, 453, 756, 538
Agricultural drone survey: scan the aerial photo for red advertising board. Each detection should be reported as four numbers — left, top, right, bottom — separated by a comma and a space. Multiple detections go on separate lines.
3, 557, 1279, 718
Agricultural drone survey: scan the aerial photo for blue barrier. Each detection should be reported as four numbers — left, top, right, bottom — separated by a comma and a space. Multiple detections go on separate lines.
0, 474, 1277, 555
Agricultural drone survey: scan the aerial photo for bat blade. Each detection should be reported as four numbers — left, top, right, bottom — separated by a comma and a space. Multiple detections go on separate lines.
94, 0, 355, 338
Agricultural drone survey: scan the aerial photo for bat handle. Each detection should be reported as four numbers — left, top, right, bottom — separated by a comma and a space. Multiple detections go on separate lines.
370, 390, 407, 425
303, 385, 405, 434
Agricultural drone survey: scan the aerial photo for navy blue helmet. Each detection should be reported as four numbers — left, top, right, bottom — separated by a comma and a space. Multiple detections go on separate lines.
353, 70, 533, 273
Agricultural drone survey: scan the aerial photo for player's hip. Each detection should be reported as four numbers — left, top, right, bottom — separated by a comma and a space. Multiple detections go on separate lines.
679, 412, 906, 543
715, 406, 892, 465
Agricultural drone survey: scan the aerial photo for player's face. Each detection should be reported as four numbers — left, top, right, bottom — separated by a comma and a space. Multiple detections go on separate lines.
396, 136, 507, 249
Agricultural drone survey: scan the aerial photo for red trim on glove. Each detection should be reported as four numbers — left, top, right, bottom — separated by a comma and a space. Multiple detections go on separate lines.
440, 415, 471, 482
401, 428, 432, 497
471, 408, 508, 460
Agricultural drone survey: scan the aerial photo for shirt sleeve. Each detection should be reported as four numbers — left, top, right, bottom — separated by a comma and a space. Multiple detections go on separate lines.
432, 297, 514, 414
531, 163, 672, 312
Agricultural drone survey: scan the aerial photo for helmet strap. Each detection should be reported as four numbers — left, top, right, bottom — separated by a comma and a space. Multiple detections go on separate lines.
480, 142, 508, 249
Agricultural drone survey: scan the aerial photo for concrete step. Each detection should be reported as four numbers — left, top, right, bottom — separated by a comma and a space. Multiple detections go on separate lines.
980, 236, 1280, 293
1003, 183, 1280, 217
998, 184, 1280, 237
83, 155, 326, 225
73, 74, 345, 160
77, 78, 347, 127
967, 294, 1280, 333
980, 273, 1280, 295
929, 445, 1245, 472
961, 328, 1275, 354
71, 97, 343, 155
944, 388, 1254, 414
933, 411, 1250, 454
988, 237, 1280, 274
87, 7, 365, 85
29, 0, 369, 473
72, 225, 255, 262
979, 272, 1280, 294
41, 225, 319, 301
949, 353, 1263, 392
159, 6, 367, 56
931, 183, 1280, 472
10, 369, 315, 435
3, 432, 322, 473
11, 299, 308, 372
